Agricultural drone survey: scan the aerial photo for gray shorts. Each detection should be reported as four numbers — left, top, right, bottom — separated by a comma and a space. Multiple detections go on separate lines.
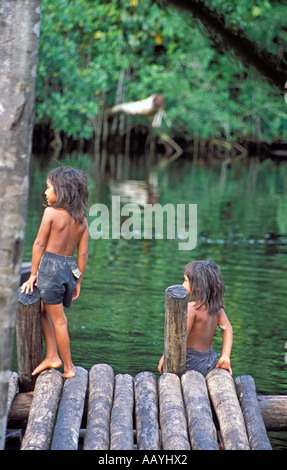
186, 347, 218, 377
37, 252, 80, 308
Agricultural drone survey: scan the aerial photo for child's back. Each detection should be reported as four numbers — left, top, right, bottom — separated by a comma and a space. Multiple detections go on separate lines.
186, 301, 222, 351
40, 206, 88, 256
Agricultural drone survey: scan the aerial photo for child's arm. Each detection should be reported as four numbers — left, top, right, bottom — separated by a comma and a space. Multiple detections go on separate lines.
72, 223, 89, 301
21, 208, 52, 293
216, 309, 233, 375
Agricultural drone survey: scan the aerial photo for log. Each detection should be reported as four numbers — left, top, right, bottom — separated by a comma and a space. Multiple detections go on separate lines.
7, 384, 287, 433
235, 375, 272, 450
83, 363, 114, 450
206, 368, 250, 450
258, 395, 287, 431
159, 373, 190, 450
5, 429, 22, 450
7, 372, 18, 414
51, 366, 88, 450
110, 374, 134, 450
134, 371, 160, 450
7, 392, 33, 429
164, 285, 188, 376
181, 370, 218, 450
21, 369, 64, 450
16, 287, 43, 392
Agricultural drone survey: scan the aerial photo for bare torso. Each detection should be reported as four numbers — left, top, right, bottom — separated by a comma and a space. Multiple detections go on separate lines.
186, 301, 220, 350
45, 208, 87, 256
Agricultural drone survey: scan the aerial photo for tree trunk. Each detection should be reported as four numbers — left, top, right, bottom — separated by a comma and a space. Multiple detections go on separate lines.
0, 0, 41, 450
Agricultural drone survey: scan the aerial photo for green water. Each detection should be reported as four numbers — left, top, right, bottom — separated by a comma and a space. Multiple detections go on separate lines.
16, 152, 287, 448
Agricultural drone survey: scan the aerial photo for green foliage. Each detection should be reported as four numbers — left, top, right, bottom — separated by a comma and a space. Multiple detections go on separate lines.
35, 0, 287, 142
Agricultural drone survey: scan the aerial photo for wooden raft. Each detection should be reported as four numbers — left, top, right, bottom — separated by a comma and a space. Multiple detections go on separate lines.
10, 281, 285, 450
7, 363, 286, 451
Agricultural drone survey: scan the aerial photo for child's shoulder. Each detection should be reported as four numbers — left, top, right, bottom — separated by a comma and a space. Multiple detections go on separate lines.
43, 206, 67, 220
44, 206, 60, 215
187, 301, 198, 314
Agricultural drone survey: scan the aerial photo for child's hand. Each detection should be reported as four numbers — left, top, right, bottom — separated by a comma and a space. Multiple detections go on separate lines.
21, 274, 37, 294
215, 355, 232, 376
72, 282, 81, 301
158, 354, 164, 374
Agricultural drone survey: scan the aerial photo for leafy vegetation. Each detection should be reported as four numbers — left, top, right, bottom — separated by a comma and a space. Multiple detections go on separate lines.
35, 0, 287, 144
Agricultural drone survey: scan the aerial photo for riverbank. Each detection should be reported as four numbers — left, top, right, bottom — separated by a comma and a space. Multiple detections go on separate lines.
32, 124, 287, 164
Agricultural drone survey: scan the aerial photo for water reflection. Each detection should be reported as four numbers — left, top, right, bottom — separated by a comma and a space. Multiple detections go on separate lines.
18, 153, 287, 449
109, 173, 159, 206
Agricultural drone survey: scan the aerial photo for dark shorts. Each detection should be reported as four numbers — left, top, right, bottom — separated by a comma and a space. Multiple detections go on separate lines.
186, 347, 218, 377
37, 252, 80, 308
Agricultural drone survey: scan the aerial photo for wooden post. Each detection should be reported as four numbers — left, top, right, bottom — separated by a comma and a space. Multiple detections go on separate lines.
134, 371, 160, 450
51, 366, 88, 450
16, 287, 43, 392
21, 369, 64, 450
110, 374, 134, 451
235, 375, 272, 450
164, 285, 188, 376
181, 370, 218, 450
84, 363, 114, 450
159, 373, 190, 450
206, 368, 250, 450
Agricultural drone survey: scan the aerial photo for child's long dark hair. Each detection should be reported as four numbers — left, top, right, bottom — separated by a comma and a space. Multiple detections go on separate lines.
184, 260, 225, 315
46, 166, 89, 224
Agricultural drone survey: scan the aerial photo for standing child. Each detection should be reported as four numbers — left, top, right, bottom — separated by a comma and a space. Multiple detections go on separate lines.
158, 260, 233, 377
21, 166, 89, 378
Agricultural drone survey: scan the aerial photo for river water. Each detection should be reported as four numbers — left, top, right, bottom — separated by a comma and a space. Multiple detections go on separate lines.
15, 152, 287, 449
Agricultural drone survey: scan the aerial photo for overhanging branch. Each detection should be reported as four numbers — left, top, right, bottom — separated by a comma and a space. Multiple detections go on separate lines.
160, 0, 287, 93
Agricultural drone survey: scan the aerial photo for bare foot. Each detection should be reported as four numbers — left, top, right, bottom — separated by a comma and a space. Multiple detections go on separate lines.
62, 366, 76, 379
31, 357, 62, 376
